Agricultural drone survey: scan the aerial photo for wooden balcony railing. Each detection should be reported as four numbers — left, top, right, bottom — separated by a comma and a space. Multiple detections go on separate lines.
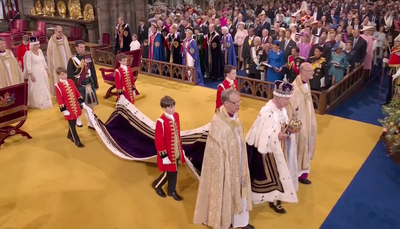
95, 46, 197, 85
95, 46, 367, 114
236, 64, 365, 115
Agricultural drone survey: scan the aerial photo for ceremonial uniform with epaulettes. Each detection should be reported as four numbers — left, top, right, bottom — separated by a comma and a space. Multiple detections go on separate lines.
385, 39, 400, 101
55, 79, 85, 148
215, 78, 238, 110
152, 112, 185, 201
115, 65, 136, 104
67, 53, 99, 109
308, 56, 329, 90
287, 55, 305, 83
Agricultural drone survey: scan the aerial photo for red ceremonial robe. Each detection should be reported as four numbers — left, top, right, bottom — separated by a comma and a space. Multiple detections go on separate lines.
215, 78, 238, 109
55, 79, 83, 120
389, 46, 400, 66
16, 43, 29, 70
115, 66, 135, 104
154, 112, 185, 172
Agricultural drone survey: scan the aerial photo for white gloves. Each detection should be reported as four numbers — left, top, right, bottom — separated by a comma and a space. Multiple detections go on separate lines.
162, 157, 172, 165
246, 70, 249, 74
383, 58, 388, 63
62, 110, 70, 116
392, 69, 400, 82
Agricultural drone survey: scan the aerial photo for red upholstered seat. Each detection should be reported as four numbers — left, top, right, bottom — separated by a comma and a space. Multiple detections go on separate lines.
100, 48, 143, 100
103, 73, 115, 82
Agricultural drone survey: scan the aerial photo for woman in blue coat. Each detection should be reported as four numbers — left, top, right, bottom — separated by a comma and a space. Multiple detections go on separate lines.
267, 40, 285, 83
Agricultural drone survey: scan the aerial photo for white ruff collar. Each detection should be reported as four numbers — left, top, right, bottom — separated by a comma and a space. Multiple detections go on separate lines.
164, 112, 174, 121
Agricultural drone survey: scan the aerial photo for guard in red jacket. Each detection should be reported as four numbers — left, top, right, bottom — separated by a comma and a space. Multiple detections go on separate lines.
115, 53, 136, 104
215, 65, 238, 111
152, 96, 185, 201
55, 66, 86, 148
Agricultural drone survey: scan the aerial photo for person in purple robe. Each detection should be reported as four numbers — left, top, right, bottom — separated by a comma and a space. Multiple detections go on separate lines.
221, 26, 237, 67
297, 32, 311, 59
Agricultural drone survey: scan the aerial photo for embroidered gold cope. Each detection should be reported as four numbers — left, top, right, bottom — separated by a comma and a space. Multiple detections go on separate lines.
286, 75, 317, 172
47, 34, 73, 95
193, 106, 252, 229
0, 49, 23, 88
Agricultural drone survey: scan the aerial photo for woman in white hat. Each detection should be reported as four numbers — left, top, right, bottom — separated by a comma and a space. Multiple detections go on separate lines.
23, 36, 52, 109
360, 25, 376, 73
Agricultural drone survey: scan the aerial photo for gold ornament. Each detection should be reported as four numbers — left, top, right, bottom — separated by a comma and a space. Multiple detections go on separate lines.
68, 0, 83, 19
35, 0, 44, 15
30, 7, 37, 15
83, 4, 94, 21
57, 1, 67, 18
43, 0, 55, 17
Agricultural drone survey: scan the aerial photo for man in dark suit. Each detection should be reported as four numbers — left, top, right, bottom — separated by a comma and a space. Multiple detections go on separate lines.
242, 28, 255, 72
227, 18, 237, 41
280, 29, 297, 64
308, 35, 332, 62
350, 29, 367, 65
312, 20, 326, 38
253, 17, 263, 37
259, 11, 271, 33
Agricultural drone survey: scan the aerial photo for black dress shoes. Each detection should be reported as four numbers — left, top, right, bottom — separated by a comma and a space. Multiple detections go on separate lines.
152, 183, 166, 198
75, 141, 84, 148
88, 126, 95, 130
299, 178, 312, 185
168, 191, 183, 201
67, 136, 74, 142
269, 201, 286, 214
240, 224, 255, 229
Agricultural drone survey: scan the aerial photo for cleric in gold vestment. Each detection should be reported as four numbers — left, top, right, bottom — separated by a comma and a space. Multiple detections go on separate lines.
47, 26, 73, 95
286, 63, 317, 185
193, 89, 254, 229
0, 38, 23, 88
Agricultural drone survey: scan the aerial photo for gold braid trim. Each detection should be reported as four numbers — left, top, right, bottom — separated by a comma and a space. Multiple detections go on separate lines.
65, 84, 78, 116
72, 57, 86, 75
123, 68, 134, 102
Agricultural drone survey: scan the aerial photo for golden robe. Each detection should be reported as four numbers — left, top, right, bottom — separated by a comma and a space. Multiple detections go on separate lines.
0, 49, 23, 88
286, 75, 317, 172
47, 34, 72, 95
193, 106, 252, 229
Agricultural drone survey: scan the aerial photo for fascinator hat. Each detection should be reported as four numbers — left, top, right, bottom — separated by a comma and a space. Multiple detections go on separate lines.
273, 80, 294, 98
29, 36, 40, 45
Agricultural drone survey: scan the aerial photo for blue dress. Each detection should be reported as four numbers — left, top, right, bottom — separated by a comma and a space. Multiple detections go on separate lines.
267, 49, 285, 83
329, 52, 349, 83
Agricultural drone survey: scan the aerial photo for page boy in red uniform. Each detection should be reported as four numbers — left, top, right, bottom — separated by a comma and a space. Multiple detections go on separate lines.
55, 66, 87, 148
215, 65, 238, 111
152, 96, 185, 201
115, 53, 136, 104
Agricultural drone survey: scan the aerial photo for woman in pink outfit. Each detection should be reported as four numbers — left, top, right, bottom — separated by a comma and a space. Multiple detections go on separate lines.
360, 26, 375, 72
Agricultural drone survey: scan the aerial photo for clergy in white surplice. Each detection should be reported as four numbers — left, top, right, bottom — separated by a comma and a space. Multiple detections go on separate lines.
0, 37, 23, 89
47, 25, 73, 95
246, 79, 299, 214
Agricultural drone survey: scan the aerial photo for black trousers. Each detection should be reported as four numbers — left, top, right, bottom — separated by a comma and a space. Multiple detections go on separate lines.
386, 76, 393, 104
153, 170, 178, 195
68, 119, 81, 143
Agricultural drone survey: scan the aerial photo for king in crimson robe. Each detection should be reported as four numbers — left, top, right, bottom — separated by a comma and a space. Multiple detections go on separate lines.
286, 76, 317, 178
47, 34, 73, 95
0, 49, 23, 88
193, 105, 252, 229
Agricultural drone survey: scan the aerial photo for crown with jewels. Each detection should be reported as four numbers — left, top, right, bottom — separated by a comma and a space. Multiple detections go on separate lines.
273, 80, 294, 98
29, 36, 40, 45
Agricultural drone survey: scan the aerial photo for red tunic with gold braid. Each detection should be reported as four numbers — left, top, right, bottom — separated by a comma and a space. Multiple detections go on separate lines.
388, 46, 400, 67
55, 79, 83, 121
115, 67, 135, 104
215, 78, 238, 109
155, 113, 185, 172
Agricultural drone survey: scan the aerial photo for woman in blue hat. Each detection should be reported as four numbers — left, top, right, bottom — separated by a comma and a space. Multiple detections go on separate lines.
266, 40, 285, 83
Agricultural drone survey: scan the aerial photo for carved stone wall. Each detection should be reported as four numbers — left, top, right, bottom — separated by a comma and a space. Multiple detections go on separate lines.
97, 0, 148, 44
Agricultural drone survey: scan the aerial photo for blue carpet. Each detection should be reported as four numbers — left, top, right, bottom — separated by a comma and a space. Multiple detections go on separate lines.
320, 142, 400, 229
328, 64, 387, 126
